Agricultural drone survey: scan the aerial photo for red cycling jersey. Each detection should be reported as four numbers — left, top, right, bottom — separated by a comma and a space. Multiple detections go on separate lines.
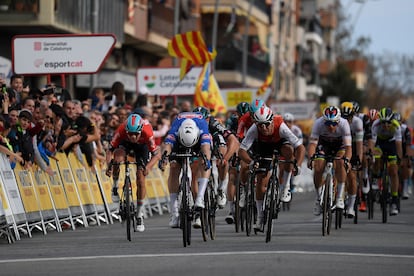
257, 115, 284, 143
110, 121, 158, 153
237, 113, 254, 139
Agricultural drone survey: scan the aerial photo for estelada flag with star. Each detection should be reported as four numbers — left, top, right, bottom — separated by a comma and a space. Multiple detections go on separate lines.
194, 62, 227, 116
168, 31, 217, 80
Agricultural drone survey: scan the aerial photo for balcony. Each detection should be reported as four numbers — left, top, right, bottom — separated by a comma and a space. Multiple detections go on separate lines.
215, 45, 270, 85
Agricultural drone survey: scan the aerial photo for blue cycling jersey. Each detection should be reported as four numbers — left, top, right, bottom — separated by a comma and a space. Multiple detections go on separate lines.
164, 112, 211, 146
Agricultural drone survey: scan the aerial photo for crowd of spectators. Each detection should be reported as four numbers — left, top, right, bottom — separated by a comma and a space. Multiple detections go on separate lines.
0, 75, 222, 176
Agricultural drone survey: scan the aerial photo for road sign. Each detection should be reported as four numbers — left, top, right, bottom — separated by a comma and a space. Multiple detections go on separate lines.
12, 34, 116, 75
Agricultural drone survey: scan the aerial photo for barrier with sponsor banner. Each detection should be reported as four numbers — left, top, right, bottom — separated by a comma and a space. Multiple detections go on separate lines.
0, 152, 171, 244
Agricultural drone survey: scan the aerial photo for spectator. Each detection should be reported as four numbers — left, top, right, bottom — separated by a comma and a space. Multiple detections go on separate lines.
9, 109, 35, 169
180, 100, 192, 112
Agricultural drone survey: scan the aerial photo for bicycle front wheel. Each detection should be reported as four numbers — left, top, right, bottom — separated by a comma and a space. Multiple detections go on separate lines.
322, 176, 331, 236
245, 178, 254, 236
124, 177, 132, 242
201, 191, 209, 242
265, 180, 275, 243
208, 187, 216, 240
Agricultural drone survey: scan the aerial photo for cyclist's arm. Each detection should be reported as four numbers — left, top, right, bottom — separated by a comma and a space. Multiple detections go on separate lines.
223, 133, 240, 162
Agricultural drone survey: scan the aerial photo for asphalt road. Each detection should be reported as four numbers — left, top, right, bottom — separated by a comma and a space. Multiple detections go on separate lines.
1, 192, 414, 276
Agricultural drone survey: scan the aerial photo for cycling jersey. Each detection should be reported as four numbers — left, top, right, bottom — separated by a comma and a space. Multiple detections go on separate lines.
237, 112, 254, 139
371, 119, 401, 143
164, 112, 211, 147
111, 121, 158, 153
289, 124, 304, 145
240, 115, 302, 151
309, 117, 352, 146
349, 116, 364, 143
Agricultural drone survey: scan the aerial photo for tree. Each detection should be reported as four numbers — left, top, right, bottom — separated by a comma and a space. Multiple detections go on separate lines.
320, 62, 363, 104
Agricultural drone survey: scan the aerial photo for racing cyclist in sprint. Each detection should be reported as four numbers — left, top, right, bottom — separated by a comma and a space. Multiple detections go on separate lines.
238, 106, 305, 231
193, 106, 240, 211
224, 102, 250, 224
106, 113, 161, 232
392, 112, 412, 200
237, 99, 266, 209
369, 107, 402, 216
307, 106, 352, 216
158, 112, 212, 228
340, 102, 364, 218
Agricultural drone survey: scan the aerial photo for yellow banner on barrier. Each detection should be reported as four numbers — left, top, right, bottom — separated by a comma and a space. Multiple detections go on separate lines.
14, 164, 39, 213
0, 183, 8, 210
47, 159, 70, 210
55, 152, 82, 207
31, 168, 54, 211
96, 160, 114, 204
67, 153, 94, 205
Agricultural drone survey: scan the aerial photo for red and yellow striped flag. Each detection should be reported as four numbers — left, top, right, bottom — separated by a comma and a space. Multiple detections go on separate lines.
168, 31, 217, 80
256, 67, 274, 96
194, 63, 227, 116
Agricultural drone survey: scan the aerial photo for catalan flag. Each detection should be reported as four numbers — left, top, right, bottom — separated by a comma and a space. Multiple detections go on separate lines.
168, 31, 217, 80
256, 67, 274, 96
194, 63, 227, 116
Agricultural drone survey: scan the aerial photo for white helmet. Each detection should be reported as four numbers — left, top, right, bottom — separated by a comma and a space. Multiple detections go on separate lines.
253, 106, 273, 123
178, 119, 200, 148
283, 112, 294, 122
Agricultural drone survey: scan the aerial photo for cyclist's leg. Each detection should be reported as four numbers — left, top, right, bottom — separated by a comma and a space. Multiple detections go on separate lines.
216, 145, 229, 208
111, 148, 126, 200
255, 171, 270, 229
334, 148, 347, 209
194, 144, 211, 209
388, 156, 400, 215
226, 163, 237, 223
280, 143, 294, 202
168, 148, 182, 227
133, 145, 150, 231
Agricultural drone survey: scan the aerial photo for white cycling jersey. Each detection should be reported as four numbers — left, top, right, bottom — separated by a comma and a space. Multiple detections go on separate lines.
240, 122, 301, 151
349, 116, 364, 142
309, 117, 352, 146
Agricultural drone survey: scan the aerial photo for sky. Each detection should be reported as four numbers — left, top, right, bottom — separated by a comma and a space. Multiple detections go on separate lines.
342, 0, 414, 56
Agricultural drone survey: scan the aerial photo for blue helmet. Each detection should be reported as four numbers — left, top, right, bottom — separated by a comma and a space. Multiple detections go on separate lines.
126, 114, 144, 133
249, 99, 265, 114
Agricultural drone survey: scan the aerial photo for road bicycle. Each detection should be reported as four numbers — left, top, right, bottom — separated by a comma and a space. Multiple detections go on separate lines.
200, 152, 217, 241
255, 150, 297, 243
170, 150, 196, 247
312, 154, 343, 236
245, 161, 257, 237
112, 160, 139, 242
231, 156, 243, 233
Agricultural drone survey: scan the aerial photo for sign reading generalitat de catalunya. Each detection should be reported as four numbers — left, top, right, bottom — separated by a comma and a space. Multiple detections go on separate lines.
12, 34, 116, 75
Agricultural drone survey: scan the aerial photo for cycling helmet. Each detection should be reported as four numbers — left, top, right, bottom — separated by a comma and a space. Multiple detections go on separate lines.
341, 102, 354, 118
178, 119, 200, 147
352, 101, 360, 113
283, 112, 295, 122
125, 114, 144, 133
193, 106, 210, 119
249, 99, 265, 114
368, 109, 379, 121
378, 107, 393, 122
253, 106, 273, 123
323, 106, 341, 122
393, 112, 401, 122
236, 102, 250, 116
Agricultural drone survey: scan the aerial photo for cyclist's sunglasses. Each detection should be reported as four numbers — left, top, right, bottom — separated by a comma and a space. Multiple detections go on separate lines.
324, 121, 338, 127
257, 121, 271, 127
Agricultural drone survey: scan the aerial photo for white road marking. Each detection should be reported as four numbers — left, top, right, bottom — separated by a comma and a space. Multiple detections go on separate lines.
1, 250, 413, 264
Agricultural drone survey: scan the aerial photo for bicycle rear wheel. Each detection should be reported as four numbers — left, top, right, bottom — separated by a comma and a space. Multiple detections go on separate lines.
381, 177, 388, 223
234, 178, 241, 233
367, 189, 374, 219
180, 177, 191, 247
208, 188, 216, 240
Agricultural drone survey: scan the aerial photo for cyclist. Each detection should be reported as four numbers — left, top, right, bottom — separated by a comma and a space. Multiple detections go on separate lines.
158, 112, 212, 228
193, 106, 240, 211
224, 102, 249, 224
106, 113, 161, 232
368, 107, 402, 216
340, 102, 363, 218
238, 106, 305, 231
393, 112, 412, 199
237, 99, 265, 209
308, 106, 352, 216
283, 112, 304, 193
